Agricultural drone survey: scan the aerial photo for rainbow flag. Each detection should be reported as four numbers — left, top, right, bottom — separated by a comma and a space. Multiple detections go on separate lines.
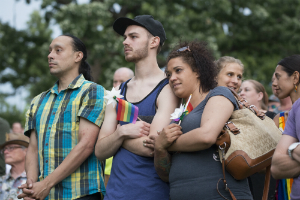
186, 102, 193, 114
116, 98, 139, 123
276, 111, 293, 200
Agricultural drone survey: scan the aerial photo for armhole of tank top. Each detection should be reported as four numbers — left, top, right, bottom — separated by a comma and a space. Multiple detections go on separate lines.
120, 79, 131, 100
155, 78, 169, 109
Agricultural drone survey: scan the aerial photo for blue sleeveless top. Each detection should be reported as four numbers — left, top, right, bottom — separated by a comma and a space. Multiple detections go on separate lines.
104, 78, 170, 200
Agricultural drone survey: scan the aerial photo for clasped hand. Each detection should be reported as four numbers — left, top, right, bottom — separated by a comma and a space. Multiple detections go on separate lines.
17, 179, 51, 200
143, 124, 182, 151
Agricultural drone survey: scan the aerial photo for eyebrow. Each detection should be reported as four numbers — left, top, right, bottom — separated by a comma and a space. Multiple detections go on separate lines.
124, 32, 139, 37
49, 44, 63, 49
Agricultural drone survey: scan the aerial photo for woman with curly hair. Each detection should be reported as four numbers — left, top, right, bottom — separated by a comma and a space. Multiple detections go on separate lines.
144, 41, 253, 200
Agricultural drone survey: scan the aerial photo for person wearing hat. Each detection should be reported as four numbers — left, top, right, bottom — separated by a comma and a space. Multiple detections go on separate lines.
95, 15, 179, 199
0, 133, 29, 200
268, 94, 280, 112
0, 117, 10, 177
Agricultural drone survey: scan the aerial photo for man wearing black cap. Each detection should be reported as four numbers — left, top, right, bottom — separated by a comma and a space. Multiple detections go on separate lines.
95, 15, 179, 199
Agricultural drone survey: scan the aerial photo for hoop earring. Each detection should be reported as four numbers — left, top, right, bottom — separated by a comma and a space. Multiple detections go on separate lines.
295, 84, 298, 92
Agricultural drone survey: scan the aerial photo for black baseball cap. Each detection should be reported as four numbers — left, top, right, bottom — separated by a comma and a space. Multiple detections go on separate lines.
113, 15, 166, 46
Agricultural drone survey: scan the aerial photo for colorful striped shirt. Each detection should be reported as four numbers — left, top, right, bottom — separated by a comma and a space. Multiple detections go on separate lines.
24, 74, 106, 200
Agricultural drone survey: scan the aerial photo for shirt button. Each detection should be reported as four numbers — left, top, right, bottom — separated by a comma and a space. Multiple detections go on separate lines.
45, 160, 48, 163
53, 112, 55, 115
48, 127, 51, 129
46, 143, 48, 146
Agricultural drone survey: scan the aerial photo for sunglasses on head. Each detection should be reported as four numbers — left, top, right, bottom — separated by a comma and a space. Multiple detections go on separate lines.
177, 46, 191, 52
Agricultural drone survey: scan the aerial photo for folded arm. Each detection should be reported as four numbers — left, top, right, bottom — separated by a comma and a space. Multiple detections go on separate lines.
168, 95, 234, 152
271, 135, 300, 179
122, 84, 180, 157
95, 103, 150, 160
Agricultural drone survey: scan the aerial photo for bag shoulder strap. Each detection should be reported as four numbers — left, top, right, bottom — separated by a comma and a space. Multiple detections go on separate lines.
218, 155, 271, 200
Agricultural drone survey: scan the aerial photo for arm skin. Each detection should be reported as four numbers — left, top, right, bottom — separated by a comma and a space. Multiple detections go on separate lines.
271, 135, 300, 179
144, 95, 233, 182
94, 103, 151, 161
146, 124, 182, 182
18, 117, 102, 200
168, 95, 234, 152
121, 84, 180, 157
20, 130, 39, 189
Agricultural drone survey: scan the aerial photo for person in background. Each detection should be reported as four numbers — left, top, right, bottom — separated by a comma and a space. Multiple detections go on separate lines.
240, 79, 276, 119
239, 79, 277, 200
0, 133, 29, 200
216, 56, 244, 93
104, 67, 134, 187
12, 122, 24, 134
268, 94, 281, 112
0, 118, 10, 177
271, 55, 300, 200
18, 34, 106, 200
271, 73, 292, 114
113, 67, 134, 88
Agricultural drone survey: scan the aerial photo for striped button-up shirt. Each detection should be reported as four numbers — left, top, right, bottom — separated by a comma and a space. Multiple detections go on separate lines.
25, 74, 106, 200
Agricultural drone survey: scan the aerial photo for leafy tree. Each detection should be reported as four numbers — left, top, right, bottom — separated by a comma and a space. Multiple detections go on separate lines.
2, 0, 300, 103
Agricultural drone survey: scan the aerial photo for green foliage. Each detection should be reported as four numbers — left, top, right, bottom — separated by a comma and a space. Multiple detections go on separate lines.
3, 0, 300, 103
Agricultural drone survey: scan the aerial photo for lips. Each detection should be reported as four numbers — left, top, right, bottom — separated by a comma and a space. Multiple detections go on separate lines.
172, 83, 181, 89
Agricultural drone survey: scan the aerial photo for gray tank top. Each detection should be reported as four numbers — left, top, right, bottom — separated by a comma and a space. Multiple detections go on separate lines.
169, 86, 253, 200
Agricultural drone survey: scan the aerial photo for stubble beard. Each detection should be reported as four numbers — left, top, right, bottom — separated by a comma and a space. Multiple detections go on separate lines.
125, 43, 149, 63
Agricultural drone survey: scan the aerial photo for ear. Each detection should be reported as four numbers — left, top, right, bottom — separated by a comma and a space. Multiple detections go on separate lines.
149, 36, 160, 50
257, 92, 263, 101
293, 71, 300, 85
75, 51, 84, 63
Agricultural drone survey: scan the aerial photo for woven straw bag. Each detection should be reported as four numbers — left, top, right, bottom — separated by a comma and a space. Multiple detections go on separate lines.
215, 89, 282, 200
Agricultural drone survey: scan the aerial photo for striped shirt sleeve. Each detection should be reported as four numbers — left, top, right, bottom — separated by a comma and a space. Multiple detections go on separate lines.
77, 83, 106, 127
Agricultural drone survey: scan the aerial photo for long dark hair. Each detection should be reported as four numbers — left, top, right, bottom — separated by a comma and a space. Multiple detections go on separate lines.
62, 34, 93, 81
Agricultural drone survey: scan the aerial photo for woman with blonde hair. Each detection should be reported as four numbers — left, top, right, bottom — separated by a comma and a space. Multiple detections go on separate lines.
239, 79, 276, 119
216, 56, 244, 93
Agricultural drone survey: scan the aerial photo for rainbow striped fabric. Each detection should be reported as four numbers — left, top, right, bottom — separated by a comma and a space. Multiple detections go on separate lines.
116, 98, 139, 123
186, 102, 193, 114
276, 111, 293, 200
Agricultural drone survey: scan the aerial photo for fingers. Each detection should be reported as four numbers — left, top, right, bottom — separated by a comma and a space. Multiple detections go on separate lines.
27, 179, 34, 188
22, 188, 34, 195
24, 197, 36, 200
18, 183, 28, 189
18, 192, 33, 199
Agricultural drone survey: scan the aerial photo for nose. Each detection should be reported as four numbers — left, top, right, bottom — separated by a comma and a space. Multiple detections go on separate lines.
123, 37, 129, 46
231, 76, 239, 84
272, 79, 278, 88
48, 50, 54, 61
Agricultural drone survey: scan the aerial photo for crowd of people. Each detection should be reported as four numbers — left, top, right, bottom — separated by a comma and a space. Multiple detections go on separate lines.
0, 14, 299, 200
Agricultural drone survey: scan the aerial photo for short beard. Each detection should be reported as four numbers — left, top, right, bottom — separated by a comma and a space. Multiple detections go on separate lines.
125, 43, 148, 63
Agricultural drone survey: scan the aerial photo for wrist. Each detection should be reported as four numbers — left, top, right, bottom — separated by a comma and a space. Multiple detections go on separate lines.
44, 176, 55, 188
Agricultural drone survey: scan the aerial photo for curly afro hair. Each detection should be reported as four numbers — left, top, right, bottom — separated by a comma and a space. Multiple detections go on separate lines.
167, 40, 218, 93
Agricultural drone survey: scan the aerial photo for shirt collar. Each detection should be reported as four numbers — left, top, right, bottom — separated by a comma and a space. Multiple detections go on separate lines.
5, 170, 26, 181
50, 74, 86, 94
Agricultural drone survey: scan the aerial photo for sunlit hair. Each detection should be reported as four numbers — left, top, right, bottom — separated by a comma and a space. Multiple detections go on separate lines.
244, 79, 268, 110
215, 56, 244, 75
167, 41, 217, 93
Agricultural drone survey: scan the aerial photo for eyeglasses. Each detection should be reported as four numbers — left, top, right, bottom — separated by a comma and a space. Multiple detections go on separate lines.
177, 46, 191, 52
268, 105, 277, 110
0, 146, 23, 154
